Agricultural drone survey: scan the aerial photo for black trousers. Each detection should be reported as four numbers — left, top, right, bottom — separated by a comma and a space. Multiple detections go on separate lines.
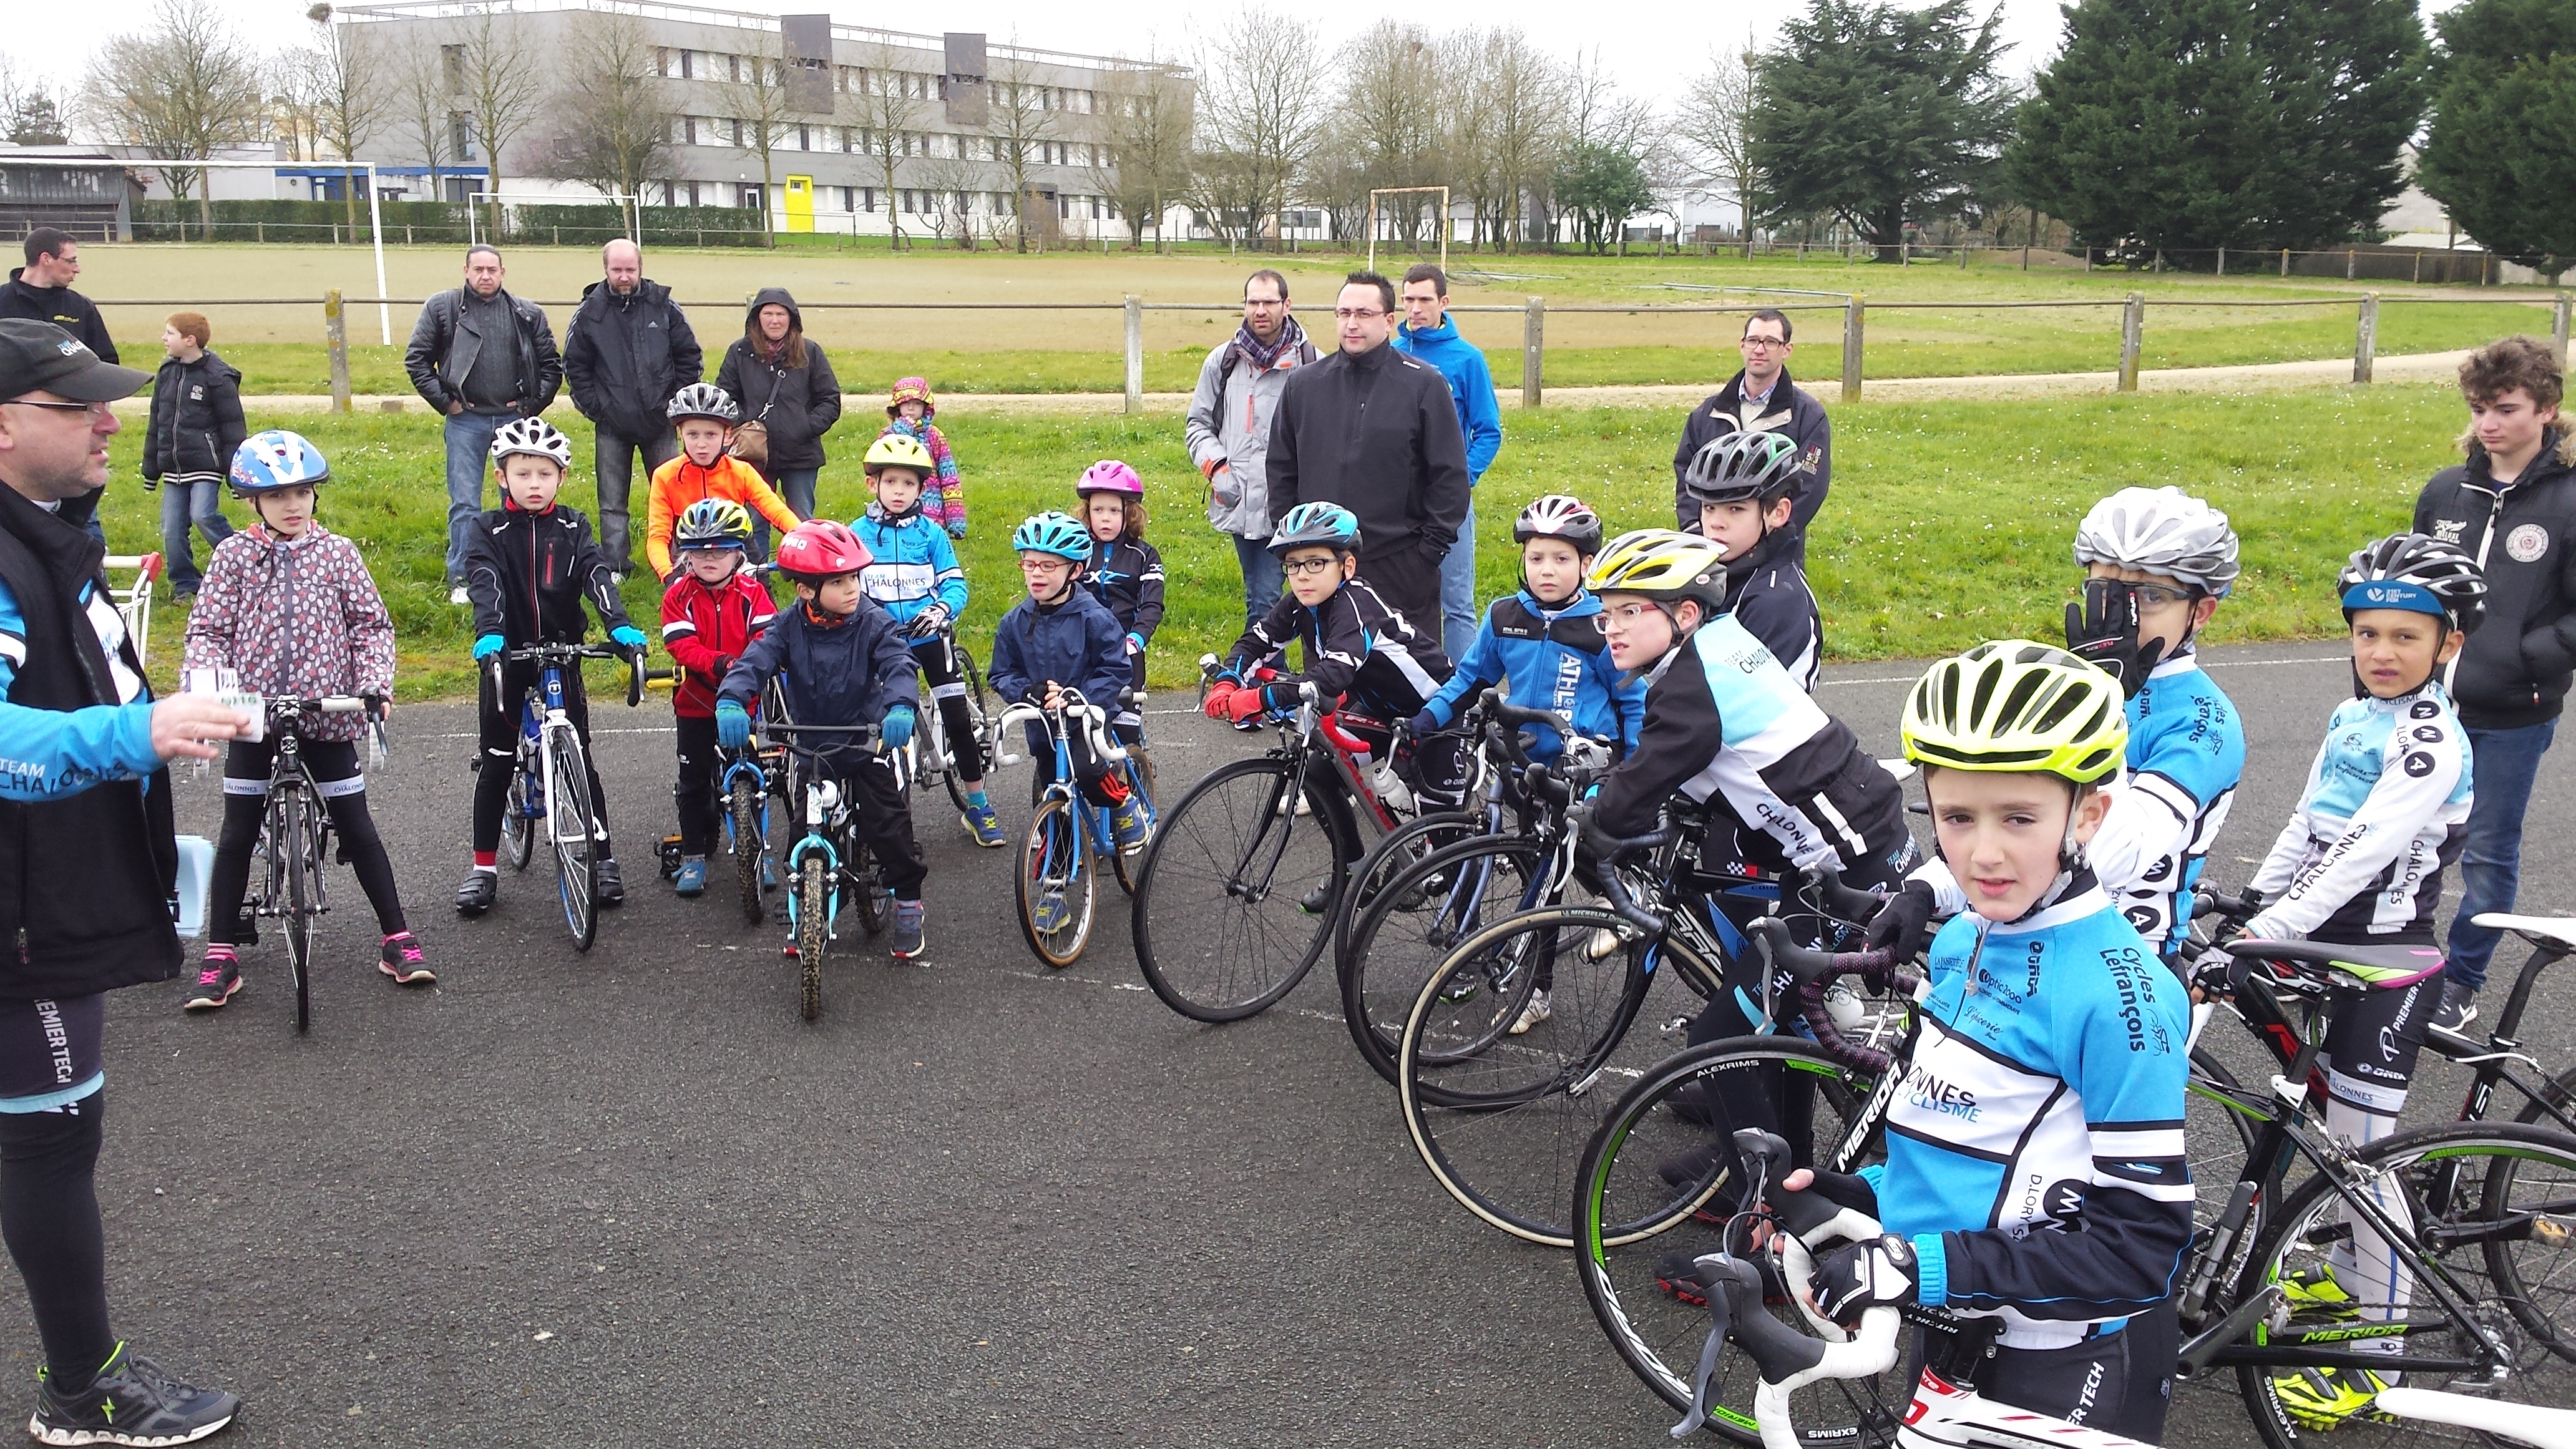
209, 737, 407, 944
1931, 1304, 2178, 1442
0, 995, 112, 1393
796, 751, 927, 900
474, 659, 612, 857
1357, 542, 1442, 636
674, 713, 724, 857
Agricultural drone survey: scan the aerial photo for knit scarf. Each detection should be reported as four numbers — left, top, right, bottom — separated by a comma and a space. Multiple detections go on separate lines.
1230, 314, 1308, 374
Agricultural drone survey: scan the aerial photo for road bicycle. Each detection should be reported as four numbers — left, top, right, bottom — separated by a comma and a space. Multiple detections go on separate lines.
244, 693, 384, 1035
766, 720, 910, 1022
907, 617, 1003, 820
492, 643, 643, 952
994, 689, 1156, 968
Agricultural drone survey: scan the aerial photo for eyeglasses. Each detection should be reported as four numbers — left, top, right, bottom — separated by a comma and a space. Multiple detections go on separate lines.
1740, 336, 1788, 350
1599, 601, 1669, 625
1281, 555, 1341, 576
1, 399, 108, 417
1333, 308, 1387, 321
2124, 583, 2197, 610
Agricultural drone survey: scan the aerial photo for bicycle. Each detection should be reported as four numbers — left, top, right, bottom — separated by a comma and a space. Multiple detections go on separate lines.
993, 688, 1158, 968
492, 642, 644, 952
766, 719, 910, 1022
244, 693, 384, 1035
906, 616, 1003, 820
646, 668, 788, 927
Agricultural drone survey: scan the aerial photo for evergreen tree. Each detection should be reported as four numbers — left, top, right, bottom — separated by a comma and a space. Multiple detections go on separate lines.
1553, 141, 1654, 254
2418, 0, 2576, 276
2008, 0, 2424, 253
1750, 0, 2016, 261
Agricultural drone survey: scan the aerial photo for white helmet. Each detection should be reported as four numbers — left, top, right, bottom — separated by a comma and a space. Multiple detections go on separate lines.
490, 417, 572, 469
2072, 486, 2240, 598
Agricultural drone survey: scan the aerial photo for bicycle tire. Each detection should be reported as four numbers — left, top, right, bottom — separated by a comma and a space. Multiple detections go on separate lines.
1339, 834, 1546, 1087
1334, 808, 1483, 970
1130, 756, 1354, 1023
2513, 1058, 2576, 1139
943, 646, 998, 817
1111, 746, 1156, 898
1017, 796, 1094, 967
1397, 905, 1723, 1246
281, 792, 313, 1035
730, 776, 766, 926
502, 752, 535, 871
2484, 1110, 2576, 1366
1573, 1036, 1893, 1443
546, 731, 599, 953
851, 839, 888, 936
797, 855, 827, 1022
2233, 1121, 2576, 1449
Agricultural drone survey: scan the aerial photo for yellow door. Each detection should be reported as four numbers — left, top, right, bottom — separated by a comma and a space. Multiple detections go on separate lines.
784, 175, 814, 233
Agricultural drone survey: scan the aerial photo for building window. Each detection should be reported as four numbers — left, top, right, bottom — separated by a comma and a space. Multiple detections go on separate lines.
739, 182, 763, 210
862, 187, 877, 213
796, 125, 810, 151
449, 111, 474, 161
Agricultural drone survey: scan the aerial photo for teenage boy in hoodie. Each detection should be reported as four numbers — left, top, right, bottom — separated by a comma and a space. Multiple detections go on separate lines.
2413, 334, 2576, 1033
140, 312, 242, 601
1393, 265, 1503, 660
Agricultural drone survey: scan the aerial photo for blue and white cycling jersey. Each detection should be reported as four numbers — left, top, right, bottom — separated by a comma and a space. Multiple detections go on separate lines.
2243, 680, 2472, 942
1878, 881, 2194, 1351
850, 503, 967, 629
0, 572, 159, 803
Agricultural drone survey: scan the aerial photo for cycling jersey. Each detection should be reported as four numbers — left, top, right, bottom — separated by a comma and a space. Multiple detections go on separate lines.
1221, 576, 1453, 718
2243, 681, 2472, 942
850, 502, 967, 628
1880, 877, 2194, 1352
1590, 613, 1905, 874
1417, 588, 1644, 762
1086, 536, 1166, 645
1720, 530, 1822, 692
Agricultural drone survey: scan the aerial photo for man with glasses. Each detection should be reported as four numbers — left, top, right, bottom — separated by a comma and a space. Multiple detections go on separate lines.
1671, 309, 1832, 547
1264, 271, 1471, 631
1187, 269, 1319, 628
0, 320, 249, 1445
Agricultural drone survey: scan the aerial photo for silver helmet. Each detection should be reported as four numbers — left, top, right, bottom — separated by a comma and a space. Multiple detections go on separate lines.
2072, 486, 2240, 598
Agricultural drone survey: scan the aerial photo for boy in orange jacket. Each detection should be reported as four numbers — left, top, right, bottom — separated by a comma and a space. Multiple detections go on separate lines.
644, 383, 802, 582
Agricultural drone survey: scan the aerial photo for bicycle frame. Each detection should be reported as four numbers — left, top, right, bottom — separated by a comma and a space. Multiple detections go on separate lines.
997, 693, 1143, 856
770, 724, 899, 936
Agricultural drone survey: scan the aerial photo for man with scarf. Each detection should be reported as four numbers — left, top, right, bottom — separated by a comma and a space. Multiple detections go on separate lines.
1186, 270, 1319, 628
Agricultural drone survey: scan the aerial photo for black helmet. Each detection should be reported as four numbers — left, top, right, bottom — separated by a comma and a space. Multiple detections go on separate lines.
2339, 532, 2487, 636
1683, 430, 1802, 505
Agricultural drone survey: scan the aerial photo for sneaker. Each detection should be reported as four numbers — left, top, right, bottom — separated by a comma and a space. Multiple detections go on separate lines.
674, 857, 707, 897
761, 856, 778, 892
1032, 891, 1071, 935
1654, 1251, 1713, 1307
1110, 796, 1150, 855
448, 585, 469, 605
889, 899, 925, 960
1508, 989, 1553, 1036
1299, 877, 1336, 914
182, 955, 241, 1012
30, 1342, 239, 1447
455, 869, 496, 916
2427, 978, 2477, 1037
961, 801, 1006, 849
595, 857, 625, 907
2278, 1262, 2361, 1320
2271, 1365, 2394, 1430
379, 932, 433, 985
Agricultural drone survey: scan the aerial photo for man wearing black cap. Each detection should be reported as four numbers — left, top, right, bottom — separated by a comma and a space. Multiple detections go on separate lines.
0, 319, 247, 1445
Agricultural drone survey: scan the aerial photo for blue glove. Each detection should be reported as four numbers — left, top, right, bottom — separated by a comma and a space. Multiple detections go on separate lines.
715, 700, 751, 750
609, 625, 648, 651
472, 634, 505, 662
1125, 632, 1145, 656
880, 705, 915, 750
1408, 709, 1440, 738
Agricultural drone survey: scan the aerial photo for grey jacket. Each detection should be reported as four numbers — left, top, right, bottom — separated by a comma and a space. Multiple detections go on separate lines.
1184, 331, 1318, 539
404, 286, 562, 416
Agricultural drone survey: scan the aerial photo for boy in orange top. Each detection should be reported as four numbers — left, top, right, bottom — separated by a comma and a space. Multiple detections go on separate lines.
644, 382, 803, 582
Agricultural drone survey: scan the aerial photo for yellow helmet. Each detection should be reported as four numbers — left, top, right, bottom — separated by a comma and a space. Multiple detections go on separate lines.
864, 432, 936, 476
1584, 529, 1732, 608
1901, 640, 2128, 784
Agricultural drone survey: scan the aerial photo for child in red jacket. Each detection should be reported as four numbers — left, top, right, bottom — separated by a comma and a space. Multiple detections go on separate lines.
660, 499, 777, 895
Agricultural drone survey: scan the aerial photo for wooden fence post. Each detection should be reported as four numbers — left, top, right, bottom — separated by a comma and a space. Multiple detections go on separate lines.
1841, 296, 1865, 404
2084, 246, 2094, 273
2353, 293, 2379, 384
324, 290, 351, 414
1522, 297, 1544, 407
2117, 292, 2145, 392
2281, 248, 2290, 278
1122, 295, 1143, 415
2553, 293, 2571, 365
2346, 248, 2358, 281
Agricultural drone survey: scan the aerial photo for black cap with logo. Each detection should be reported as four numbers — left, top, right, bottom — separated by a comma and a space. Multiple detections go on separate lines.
0, 320, 149, 403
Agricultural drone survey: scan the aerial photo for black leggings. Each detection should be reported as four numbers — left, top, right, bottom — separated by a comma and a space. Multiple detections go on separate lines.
911, 635, 985, 780
473, 659, 612, 857
674, 713, 724, 857
208, 737, 406, 945
1942, 1304, 2178, 1441
0, 993, 113, 1393
798, 752, 927, 900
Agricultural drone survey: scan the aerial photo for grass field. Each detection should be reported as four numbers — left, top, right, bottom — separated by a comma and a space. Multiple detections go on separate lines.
97, 382, 2449, 702
71, 243, 2564, 398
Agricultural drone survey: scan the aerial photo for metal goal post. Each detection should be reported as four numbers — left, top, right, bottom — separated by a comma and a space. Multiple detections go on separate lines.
1365, 187, 1450, 275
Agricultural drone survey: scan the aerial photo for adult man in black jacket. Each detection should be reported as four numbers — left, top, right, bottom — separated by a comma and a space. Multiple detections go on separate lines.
563, 240, 701, 575
1264, 271, 1470, 629
1670, 310, 1832, 545
2413, 335, 2576, 1030
0, 230, 116, 363
0, 320, 249, 1444
404, 245, 562, 597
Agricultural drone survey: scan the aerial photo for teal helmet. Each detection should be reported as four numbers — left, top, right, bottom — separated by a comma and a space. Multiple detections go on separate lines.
1268, 501, 1361, 555
1013, 510, 1093, 562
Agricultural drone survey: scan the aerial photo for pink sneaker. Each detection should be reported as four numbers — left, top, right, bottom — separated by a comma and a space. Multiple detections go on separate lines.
379, 932, 434, 985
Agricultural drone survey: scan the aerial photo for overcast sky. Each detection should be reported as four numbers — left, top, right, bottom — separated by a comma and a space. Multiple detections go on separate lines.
14, 0, 2469, 117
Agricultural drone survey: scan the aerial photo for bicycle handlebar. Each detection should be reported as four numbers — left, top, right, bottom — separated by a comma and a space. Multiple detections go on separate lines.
992, 695, 1131, 767
1576, 811, 1677, 936
1751, 918, 1913, 1076
267, 694, 376, 716
1805, 867, 1893, 928
494, 643, 647, 707
2193, 884, 2263, 927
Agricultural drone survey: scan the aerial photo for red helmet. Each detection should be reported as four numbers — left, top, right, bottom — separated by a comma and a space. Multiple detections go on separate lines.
774, 519, 872, 582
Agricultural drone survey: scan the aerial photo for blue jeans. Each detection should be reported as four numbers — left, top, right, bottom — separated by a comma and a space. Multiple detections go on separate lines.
443, 411, 505, 582
749, 467, 819, 562
1438, 500, 1478, 660
1232, 531, 1285, 630
2445, 716, 2559, 990
159, 479, 235, 594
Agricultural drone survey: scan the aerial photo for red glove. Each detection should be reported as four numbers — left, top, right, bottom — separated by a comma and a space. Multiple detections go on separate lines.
1202, 682, 1238, 721
1224, 685, 1272, 723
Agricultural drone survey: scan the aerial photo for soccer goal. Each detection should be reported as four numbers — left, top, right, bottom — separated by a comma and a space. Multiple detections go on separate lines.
1366, 187, 1450, 275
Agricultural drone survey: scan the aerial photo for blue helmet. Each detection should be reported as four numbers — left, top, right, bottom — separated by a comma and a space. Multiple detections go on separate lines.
1267, 501, 1360, 555
230, 429, 329, 495
1013, 510, 1093, 563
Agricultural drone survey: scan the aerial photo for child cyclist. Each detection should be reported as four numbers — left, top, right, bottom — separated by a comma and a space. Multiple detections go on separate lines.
993, 512, 1151, 909
643, 383, 803, 583
1074, 460, 1164, 744
1870, 486, 2247, 968
2198, 534, 2483, 1427
716, 521, 930, 960
852, 432, 1002, 847
181, 429, 424, 1008
1755, 641, 2193, 1443
1682, 431, 1824, 690
659, 499, 777, 897
457, 418, 653, 916
881, 378, 967, 538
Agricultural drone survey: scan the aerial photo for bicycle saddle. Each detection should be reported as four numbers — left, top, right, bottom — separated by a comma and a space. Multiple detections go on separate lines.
2471, 913, 2576, 954
2228, 939, 2446, 993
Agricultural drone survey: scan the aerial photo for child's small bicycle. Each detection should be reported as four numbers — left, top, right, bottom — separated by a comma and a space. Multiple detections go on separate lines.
766, 718, 912, 1022
995, 688, 1157, 968
648, 670, 784, 925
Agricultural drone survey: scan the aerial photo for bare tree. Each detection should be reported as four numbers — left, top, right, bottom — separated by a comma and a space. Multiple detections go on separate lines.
1674, 35, 1760, 242
1334, 21, 1443, 248
532, 10, 670, 205
849, 41, 925, 251
298, 7, 391, 230
273, 47, 329, 163
455, 7, 544, 237
1098, 62, 1191, 250
394, 31, 453, 207
0, 57, 69, 145
915, 151, 987, 250
1435, 32, 1500, 250
1191, 11, 1322, 250
77, 0, 266, 233
984, 49, 1060, 253
1471, 29, 1568, 252
718, 32, 798, 244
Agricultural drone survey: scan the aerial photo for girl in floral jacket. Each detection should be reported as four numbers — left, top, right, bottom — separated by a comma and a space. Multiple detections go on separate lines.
178, 429, 426, 1012
879, 378, 967, 538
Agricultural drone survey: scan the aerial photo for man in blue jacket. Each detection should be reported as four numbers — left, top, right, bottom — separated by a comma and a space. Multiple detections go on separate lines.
1393, 265, 1503, 659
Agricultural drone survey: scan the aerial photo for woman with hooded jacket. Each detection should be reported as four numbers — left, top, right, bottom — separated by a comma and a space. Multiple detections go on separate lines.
716, 286, 842, 551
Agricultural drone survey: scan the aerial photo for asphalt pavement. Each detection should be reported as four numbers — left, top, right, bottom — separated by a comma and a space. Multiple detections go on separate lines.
2, 640, 2570, 1448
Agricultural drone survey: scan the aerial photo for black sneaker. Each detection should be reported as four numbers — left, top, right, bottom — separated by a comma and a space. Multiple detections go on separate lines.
455, 869, 496, 916
30, 1342, 238, 1446
596, 858, 625, 907
2428, 978, 2478, 1037
1298, 877, 1335, 914
182, 957, 242, 1012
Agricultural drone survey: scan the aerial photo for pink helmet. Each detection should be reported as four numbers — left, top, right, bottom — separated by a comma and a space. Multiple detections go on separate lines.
1076, 459, 1143, 497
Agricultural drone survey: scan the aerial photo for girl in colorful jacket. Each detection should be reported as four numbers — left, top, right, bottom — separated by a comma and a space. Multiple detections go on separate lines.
179, 431, 422, 1010
880, 378, 965, 539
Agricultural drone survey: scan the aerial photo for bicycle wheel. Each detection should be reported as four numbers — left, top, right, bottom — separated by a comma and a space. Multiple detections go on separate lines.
1574, 1037, 1895, 1443
796, 855, 828, 1022
2234, 1121, 2576, 1449
502, 752, 535, 871
850, 838, 888, 936
545, 731, 599, 952
1017, 796, 1095, 967
278, 793, 314, 1035
1334, 808, 1482, 970
1339, 835, 1544, 1087
1110, 747, 1157, 898
730, 776, 766, 926
1130, 756, 1353, 1023
1397, 905, 1722, 1246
